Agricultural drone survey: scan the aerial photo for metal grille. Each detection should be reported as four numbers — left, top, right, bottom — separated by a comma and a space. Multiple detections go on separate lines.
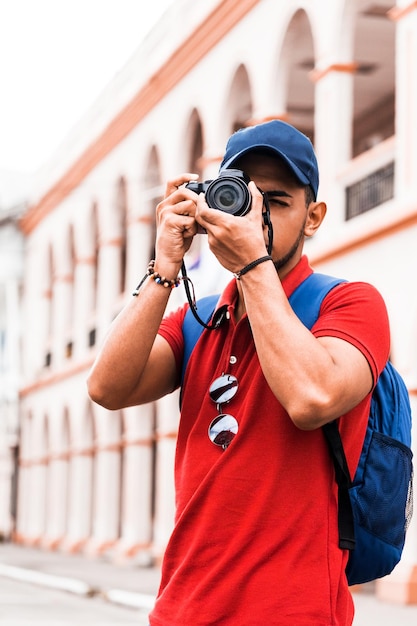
345, 162, 394, 220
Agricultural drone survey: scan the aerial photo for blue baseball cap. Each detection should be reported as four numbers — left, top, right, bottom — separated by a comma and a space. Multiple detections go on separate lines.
219, 120, 319, 199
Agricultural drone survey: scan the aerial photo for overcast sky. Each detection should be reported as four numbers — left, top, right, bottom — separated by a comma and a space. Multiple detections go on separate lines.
0, 0, 174, 174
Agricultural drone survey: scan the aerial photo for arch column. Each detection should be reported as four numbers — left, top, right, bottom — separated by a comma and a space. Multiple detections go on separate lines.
50, 273, 73, 367
41, 408, 70, 549
95, 191, 123, 337
125, 175, 158, 292
50, 229, 75, 368
62, 403, 95, 553
72, 198, 99, 356
72, 257, 96, 357
21, 414, 49, 546
86, 406, 122, 554
62, 450, 94, 552
89, 449, 121, 553
389, 2, 417, 199
95, 239, 122, 334
312, 63, 355, 228
152, 392, 179, 561
115, 404, 155, 563
43, 454, 69, 549
28, 458, 48, 545
15, 460, 30, 543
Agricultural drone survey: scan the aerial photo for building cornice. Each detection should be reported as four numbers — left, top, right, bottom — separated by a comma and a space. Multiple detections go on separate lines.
19, 0, 261, 235
311, 202, 417, 265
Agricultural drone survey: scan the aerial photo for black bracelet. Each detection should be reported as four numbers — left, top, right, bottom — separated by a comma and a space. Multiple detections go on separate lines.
233, 255, 273, 280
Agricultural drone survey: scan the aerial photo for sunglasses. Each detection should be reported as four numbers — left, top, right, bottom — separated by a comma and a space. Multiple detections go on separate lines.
208, 374, 239, 450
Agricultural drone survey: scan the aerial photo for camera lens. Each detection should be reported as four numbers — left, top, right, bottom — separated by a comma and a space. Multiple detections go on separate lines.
206, 176, 251, 216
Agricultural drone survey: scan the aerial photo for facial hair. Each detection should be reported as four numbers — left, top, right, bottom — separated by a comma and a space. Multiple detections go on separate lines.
272, 219, 307, 272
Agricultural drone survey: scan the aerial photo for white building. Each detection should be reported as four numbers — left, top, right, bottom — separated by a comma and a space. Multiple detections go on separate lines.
0, 199, 25, 540
12, 0, 417, 603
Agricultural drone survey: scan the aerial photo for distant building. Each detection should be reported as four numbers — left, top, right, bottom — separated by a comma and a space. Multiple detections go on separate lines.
0, 195, 25, 540
13, 0, 417, 603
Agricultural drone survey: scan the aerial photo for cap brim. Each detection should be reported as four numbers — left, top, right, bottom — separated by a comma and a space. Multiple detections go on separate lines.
220, 145, 311, 188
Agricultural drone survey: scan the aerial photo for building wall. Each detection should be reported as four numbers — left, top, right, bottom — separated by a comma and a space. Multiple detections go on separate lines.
13, 0, 417, 602
0, 210, 24, 540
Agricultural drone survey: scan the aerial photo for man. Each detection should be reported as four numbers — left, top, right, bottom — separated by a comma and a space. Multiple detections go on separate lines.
87, 120, 390, 625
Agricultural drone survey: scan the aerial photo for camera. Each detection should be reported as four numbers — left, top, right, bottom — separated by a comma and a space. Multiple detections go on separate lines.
186, 169, 251, 217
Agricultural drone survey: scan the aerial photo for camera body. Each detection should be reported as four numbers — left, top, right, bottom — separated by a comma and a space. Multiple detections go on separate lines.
186, 169, 251, 217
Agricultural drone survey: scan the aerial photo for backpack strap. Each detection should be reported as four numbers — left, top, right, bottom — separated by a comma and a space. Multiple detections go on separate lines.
181, 272, 346, 381
289, 272, 346, 328
322, 422, 356, 550
181, 294, 219, 384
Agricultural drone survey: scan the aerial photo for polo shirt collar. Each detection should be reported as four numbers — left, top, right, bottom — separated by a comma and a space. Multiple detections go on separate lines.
210, 255, 314, 327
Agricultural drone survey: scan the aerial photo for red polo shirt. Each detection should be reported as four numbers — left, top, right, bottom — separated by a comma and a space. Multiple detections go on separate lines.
152, 256, 390, 626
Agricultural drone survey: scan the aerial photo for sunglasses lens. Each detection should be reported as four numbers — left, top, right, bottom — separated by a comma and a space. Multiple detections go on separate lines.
209, 374, 238, 405
208, 414, 239, 449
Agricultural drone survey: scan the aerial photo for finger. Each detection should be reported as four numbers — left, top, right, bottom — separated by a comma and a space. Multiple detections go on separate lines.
195, 192, 215, 227
168, 198, 198, 219
157, 201, 199, 240
182, 216, 199, 238
165, 173, 199, 197
248, 181, 264, 215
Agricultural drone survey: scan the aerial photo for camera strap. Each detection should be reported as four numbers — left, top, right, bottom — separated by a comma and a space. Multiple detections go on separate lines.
181, 261, 222, 331
261, 191, 274, 255
181, 193, 273, 329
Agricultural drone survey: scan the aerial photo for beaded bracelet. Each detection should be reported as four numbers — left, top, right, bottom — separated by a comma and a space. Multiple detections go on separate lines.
233, 255, 273, 280
132, 260, 181, 296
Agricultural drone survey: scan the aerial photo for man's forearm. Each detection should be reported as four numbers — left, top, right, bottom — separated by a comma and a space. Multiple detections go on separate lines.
87, 279, 173, 409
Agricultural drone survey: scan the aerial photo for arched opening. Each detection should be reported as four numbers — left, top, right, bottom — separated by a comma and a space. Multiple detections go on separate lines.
186, 108, 204, 177
279, 9, 315, 141
116, 177, 128, 295
43, 245, 54, 368
183, 109, 205, 269
62, 410, 71, 536
352, 0, 395, 157
143, 146, 163, 261
65, 225, 76, 359
225, 64, 253, 133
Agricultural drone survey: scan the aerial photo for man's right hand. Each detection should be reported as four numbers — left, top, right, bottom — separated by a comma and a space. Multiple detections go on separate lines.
154, 173, 200, 278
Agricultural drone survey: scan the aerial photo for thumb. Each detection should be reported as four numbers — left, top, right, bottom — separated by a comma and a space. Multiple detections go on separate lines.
248, 181, 264, 220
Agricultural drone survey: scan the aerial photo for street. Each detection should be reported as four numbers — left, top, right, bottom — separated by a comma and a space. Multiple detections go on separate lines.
2, 556, 417, 626
0, 576, 150, 626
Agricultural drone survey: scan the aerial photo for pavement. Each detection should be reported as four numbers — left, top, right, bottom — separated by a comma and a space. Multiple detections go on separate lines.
0, 542, 159, 611
2, 542, 417, 624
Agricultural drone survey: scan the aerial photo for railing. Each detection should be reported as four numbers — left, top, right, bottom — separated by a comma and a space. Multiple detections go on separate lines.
337, 136, 395, 222
345, 161, 395, 220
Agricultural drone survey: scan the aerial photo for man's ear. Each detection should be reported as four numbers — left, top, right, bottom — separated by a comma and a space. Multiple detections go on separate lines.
304, 201, 327, 237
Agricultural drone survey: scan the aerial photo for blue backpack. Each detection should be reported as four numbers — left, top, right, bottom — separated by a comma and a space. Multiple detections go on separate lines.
181, 272, 414, 586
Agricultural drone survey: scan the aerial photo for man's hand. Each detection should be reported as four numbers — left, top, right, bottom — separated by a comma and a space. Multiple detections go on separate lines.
154, 173, 200, 277
194, 181, 268, 274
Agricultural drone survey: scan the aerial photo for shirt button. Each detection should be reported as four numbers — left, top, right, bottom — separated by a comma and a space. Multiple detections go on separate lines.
229, 355, 237, 365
